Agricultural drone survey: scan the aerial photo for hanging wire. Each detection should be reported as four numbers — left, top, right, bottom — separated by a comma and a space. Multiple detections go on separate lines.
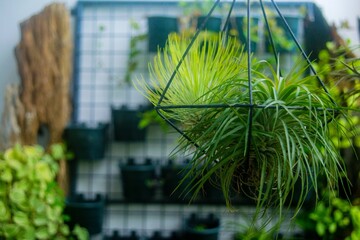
245, 0, 254, 161
222, 0, 236, 33
259, 0, 281, 76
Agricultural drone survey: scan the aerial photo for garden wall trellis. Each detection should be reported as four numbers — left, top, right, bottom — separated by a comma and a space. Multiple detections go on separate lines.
70, 0, 314, 238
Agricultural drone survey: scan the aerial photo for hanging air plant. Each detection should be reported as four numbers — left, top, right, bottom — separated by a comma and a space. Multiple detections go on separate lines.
136, 31, 351, 222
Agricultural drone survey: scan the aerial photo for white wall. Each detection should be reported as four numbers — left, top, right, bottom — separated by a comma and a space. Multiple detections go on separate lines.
314, 0, 360, 43
0, 0, 77, 116
0, 0, 359, 120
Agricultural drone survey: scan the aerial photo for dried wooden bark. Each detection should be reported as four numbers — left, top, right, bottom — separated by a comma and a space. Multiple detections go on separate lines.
13, 3, 73, 194
15, 2, 72, 145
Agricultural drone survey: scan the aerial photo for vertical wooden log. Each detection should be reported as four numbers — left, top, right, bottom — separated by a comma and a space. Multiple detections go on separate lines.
14, 3, 73, 194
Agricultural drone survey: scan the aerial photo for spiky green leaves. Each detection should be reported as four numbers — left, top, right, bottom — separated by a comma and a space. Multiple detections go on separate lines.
137, 33, 349, 224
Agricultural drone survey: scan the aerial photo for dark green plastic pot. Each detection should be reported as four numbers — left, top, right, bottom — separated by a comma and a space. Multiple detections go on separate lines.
148, 16, 179, 52
104, 230, 140, 240
64, 123, 108, 160
149, 231, 184, 240
196, 16, 222, 32
112, 105, 147, 142
120, 158, 157, 201
65, 194, 105, 235
161, 159, 192, 202
184, 213, 220, 240
229, 16, 259, 52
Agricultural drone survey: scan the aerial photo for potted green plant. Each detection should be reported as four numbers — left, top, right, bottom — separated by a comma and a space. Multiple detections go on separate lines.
184, 213, 220, 240
136, 32, 351, 223
0, 144, 88, 239
64, 193, 105, 236
64, 122, 108, 160
119, 158, 157, 202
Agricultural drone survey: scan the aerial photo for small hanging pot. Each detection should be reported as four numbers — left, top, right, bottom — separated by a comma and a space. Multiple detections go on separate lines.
119, 158, 157, 201
148, 16, 179, 52
64, 122, 108, 160
65, 194, 105, 235
111, 105, 147, 142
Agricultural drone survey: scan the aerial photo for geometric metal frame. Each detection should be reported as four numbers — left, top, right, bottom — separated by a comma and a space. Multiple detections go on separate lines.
155, 0, 337, 156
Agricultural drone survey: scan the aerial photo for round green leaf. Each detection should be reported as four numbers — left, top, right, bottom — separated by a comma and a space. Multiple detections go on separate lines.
13, 211, 29, 227
0, 200, 10, 222
35, 226, 50, 239
21, 226, 36, 240
3, 223, 20, 238
1, 168, 12, 182
59, 224, 70, 235
316, 222, 326, 236
47, 221, 58, 236
33, 216, 47, 226
9, 188, 26, 206
329, 222, 337, 234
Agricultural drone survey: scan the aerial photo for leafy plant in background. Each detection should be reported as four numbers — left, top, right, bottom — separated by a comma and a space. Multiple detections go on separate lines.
123, 20, 147, 85
0, 144, 89, 240
313, 41, 360, 199
264, 7, 296, 53
179, 0, 214, 31
228, 17, 260, 47
178, 0, 227, 36
314, 42, 360, 148
296, 192, 360, 240
179, 0, 214, 18
136, 32, 351, 224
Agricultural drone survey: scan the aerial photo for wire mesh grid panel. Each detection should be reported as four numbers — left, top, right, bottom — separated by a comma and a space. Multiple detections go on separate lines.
71, 1, 309, 239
